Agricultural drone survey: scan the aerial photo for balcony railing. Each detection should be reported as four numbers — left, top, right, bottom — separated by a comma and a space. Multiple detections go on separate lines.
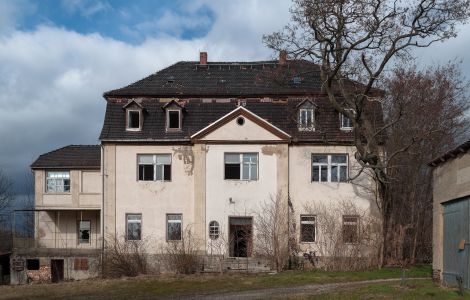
13, 237, 102, 256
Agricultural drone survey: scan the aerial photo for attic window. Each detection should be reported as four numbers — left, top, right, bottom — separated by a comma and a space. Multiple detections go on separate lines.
299, 108, 315, 131
293, 75, 302, 85
167, 110, 181, 130
167, 76, 175, 83
340, 109, 354, 130
127, 110, 141, 131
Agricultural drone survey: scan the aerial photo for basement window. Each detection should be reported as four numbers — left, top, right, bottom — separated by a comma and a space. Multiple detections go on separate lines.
126, 214, 142, 240
127, 110, 141, 131
26, 259, 40, 270
343, 216, 359, 244
167, 214, 182, 241
138, 154, 171, 181
224, 153, 258, 180
46, 171, 70, 193
167, 110, 181, 130
300, 215, 316, 243
78, 220, 91, 244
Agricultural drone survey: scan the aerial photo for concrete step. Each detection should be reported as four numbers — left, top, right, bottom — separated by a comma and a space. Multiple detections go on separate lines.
202, 256, 272, 273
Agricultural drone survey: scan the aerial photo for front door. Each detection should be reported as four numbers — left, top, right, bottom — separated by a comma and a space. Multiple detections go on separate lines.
229, 217, 253, 257
51, 259, 64, 283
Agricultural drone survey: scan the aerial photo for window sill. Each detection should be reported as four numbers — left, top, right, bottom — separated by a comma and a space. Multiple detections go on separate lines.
298, 128, 315, 132
224, 179, 258, 182
44, 192, 71, 195
126, 128, 142, 132
300, 241, 317, 244
340, 127, 353, 131
137, 180, 172, 183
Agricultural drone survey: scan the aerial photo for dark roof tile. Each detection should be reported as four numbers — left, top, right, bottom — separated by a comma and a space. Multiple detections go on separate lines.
31, 145, 100, 169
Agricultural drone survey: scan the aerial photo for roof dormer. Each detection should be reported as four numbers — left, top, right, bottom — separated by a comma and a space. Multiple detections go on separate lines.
162, 99, 184, 131
296, 99, 317, 131
123, 100, 144, 131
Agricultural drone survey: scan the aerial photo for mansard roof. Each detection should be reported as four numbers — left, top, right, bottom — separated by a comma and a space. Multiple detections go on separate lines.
31, 145, 101, 170
99, 97, 384, 143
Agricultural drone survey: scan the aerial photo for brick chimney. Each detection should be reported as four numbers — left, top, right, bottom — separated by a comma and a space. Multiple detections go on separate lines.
200, 52, 207, 65
279, 50, 287, 65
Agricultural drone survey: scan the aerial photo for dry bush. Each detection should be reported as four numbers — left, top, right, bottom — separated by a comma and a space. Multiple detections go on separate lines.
160, 226, 202, 274
102, 236, 150, 278
304, 199, 381, 271
254, 192, 290, 272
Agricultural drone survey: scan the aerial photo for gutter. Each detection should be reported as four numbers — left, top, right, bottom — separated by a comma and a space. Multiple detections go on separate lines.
100, 144, 105, 277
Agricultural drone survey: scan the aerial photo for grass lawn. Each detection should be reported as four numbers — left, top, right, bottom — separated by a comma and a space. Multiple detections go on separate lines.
0, 265, 444, 300
296, 279, 470, 299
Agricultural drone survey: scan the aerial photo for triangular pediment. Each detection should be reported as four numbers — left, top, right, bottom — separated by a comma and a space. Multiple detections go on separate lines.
191, 106, 291, 142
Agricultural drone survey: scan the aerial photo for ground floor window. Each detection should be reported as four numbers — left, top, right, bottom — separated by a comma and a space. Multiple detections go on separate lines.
26, 259, 40, 270
78, 220, 91, 244
300, 215, 316, 242
209, 220, 220, 240
126, 214, 142, 240
342, 215, 359, 243
167, 214, 182, 241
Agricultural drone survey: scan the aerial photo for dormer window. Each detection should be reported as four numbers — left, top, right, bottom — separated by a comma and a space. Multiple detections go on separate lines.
299, 108, 315, 131
167, 110, 181, 130
127, 110, 141, 131
340, 109, 354, 131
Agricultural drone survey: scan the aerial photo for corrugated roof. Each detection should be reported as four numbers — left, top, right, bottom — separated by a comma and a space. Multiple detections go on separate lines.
31, 145, 100, 169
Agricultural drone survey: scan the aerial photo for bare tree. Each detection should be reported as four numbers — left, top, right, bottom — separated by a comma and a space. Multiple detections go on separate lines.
0, 169, 12, 213
264, 0, 470, 264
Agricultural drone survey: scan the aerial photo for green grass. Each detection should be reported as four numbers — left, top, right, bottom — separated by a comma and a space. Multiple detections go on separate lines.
294, 279, 470, 299
0, 265, 432, 300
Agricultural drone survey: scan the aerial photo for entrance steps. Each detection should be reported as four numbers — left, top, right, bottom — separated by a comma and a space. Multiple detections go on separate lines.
201, 256, 272, 273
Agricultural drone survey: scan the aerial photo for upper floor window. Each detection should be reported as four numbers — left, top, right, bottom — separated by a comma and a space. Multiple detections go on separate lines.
167, 110, 181, 130
46, 171, 70, 193
299, 108, 315, 131
138, 154, 171, 181
340, 110, 354, 130
312, 154, 348, 182
342, 215, 359, 243
224, 153, 258, 180
126, 213, 142, 240
127, 110, 141, 131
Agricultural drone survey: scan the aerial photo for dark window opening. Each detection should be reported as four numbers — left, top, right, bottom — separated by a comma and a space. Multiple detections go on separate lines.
163, 164, 171, 181
139, 165, 154, 181
225, 164, 240, 179
237, 117, 245, 125
78, 220, 90, 244
168, 111, 180, 129
26, 259, 40, 270
128, 110, 140, 129
343, 216, 359, 243
300, 215, 316, 242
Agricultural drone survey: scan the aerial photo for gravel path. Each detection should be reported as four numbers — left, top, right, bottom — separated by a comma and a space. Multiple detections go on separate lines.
164, 278, 429, 300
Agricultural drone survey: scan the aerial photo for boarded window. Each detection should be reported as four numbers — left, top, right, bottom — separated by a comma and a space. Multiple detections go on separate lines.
26, 259, 40, 270
126, 214, 142, 240
343, 216, 359, 243
127, 110, 140, 129
74, 258, 89, 270
167, 214, 182, 241
137, 154, 171, 181
168, 111, 180, 129
300, 215, 316, 242
78, 220, 91, 244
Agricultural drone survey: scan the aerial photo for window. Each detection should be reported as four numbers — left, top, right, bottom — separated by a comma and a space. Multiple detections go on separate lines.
126, 214, 142, 240
167, 214, 182, 241
167, 110, 181, 130
299, 108, 314, 130
300, 215, 316, 242
340, 111, 353, 130
343, 216, 359, 243
74, 258, 89, 271
224, 153, 258, 180
127, 110, 141, 130
46, 171, 70, 193
209, 221, 220, 240
138, 154, 171, 181
78, 220, 91, 244
26, 259, 40, 270
312, 154, 348, 182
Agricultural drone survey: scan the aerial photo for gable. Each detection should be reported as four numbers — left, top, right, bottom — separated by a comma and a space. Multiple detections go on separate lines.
191, 106, 290, 142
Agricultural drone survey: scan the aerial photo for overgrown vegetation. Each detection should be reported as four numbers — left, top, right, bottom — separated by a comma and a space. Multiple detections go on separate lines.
102, 237, 150, 278
160, 226, 202, 274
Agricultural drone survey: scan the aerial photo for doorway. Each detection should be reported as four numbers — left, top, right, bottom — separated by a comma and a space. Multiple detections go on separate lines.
229, 217, 253, 257
51, 259, 64, 283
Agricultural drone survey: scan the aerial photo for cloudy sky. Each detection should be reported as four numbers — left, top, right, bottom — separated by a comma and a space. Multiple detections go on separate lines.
0, 0, 469, 197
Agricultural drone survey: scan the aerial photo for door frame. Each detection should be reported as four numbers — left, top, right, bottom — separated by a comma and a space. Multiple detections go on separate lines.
228, 216, 253, 258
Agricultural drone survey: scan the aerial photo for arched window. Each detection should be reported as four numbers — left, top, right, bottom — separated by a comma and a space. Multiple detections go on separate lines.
209, 221, 220, 240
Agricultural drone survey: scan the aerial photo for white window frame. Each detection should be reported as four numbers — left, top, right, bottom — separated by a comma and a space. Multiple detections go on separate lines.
137, 154, 172, 182
46, 171, 70, 193
340, 109, 354, 131
298, 108, 315, 131
224, 153, 258, 181
126, 109, 141, 131
312, 154, 348, 183
126, 213, 142, 241
166, 109, 181, 130
209, 220, 220, 240
300, 215, 316, 243
167, 214, 182, 241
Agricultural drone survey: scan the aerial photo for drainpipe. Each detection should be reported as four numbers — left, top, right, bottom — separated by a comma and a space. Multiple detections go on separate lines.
100, 144, 105, 277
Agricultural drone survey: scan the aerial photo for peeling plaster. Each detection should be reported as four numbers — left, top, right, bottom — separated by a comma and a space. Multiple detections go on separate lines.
172, 146, 194, 175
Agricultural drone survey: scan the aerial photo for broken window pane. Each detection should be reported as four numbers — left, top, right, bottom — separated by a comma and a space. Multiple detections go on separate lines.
78, 220, 91, 244
168, 111, 180, 129
300, 215, 316, 242
128, 110, 140, 129
225, 163, 240, 179
127, 214, 141, 240
167, 214, 182, 241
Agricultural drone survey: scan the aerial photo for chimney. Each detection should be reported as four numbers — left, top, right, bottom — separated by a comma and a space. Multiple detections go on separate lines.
200, 52, 207, 65
279, 50, 287, 65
